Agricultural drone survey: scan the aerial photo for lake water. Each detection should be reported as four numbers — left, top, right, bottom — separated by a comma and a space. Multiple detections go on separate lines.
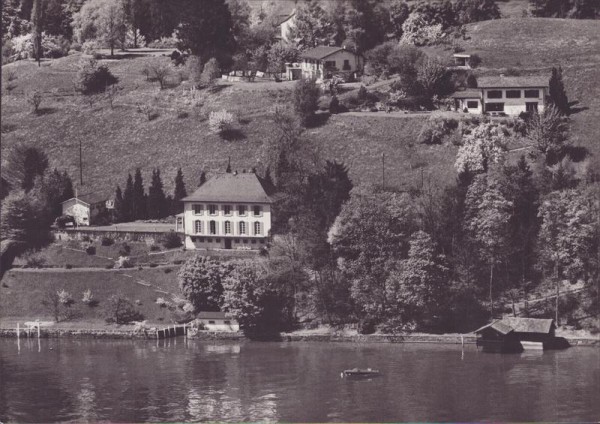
0, 338, 598, 422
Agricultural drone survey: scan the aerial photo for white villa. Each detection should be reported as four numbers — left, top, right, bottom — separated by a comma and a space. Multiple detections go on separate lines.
295, 46, 363, 81
61, 192, 109, 226
176, 172, 272, 250
279, 9, 296, 43
453, 75, 549, 116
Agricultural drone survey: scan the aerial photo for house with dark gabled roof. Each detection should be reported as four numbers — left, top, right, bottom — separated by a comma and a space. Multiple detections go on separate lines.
452, 75, 549, 116
61, 192, 111, 226
177, 172, 272, 250
296, 45, 363, 81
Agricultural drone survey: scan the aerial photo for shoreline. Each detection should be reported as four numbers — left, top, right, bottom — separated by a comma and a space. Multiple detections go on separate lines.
0, 327, 598, 346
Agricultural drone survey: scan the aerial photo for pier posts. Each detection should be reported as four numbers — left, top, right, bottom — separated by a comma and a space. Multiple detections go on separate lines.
17, 323, 20, 339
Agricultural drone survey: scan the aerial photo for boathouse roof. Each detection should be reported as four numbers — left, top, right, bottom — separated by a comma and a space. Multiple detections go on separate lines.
501, 317, 555, 334
474, 317, 555, 335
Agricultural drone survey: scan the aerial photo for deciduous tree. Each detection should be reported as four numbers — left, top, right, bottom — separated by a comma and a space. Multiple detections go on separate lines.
178, 256, 231, 312
464, 173, 513, 318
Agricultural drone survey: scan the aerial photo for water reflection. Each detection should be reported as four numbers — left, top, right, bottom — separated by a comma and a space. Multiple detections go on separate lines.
0, 339, 598, 422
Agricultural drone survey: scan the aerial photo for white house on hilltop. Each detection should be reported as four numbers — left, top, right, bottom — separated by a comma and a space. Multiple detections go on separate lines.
176, 173, 272, 250
295, 46, 363, 81
453, 75, 549, 116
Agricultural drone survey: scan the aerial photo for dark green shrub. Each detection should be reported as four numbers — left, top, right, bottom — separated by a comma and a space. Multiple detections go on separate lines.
105, 264, 114, 269
65, 264, 73, 269
468, 54, 481, 68
104, 295, 144, 324
119, 243, 131, 257
75, 58, 118, 95
85, 245, 96, 255
101, 237, 114, 246
358, 317, 377, 335
149, 263, 158, 268
161, 232, 182, 249
150, 244, 161, 252
329, 95, 340, 114
164, 268, 172, 274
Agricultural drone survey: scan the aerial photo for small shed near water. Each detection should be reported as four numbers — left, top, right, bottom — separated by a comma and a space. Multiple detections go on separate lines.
474, 317, 560, 353
197, 311, 240, 332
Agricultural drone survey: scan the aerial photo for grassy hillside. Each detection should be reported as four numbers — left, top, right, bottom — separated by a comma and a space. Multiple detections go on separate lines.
2, 18, 600, 198
0, 267, 181, 324
1, 52, 435, 195
428, 17, 600, 171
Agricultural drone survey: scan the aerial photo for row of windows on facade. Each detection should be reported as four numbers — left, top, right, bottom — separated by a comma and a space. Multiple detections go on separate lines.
191, 236, 265, 245
486, 89, 541, 99
194, 220, 262, 236
485, 102, 539, 113
193, 204, 262, 217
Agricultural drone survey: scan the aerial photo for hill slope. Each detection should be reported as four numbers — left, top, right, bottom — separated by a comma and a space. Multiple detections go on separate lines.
2, 18, 600, 198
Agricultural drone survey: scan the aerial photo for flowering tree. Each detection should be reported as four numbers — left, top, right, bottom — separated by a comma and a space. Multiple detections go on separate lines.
209, 109, 235, 135
400, 13, 443, 46
455, 123, 508, 174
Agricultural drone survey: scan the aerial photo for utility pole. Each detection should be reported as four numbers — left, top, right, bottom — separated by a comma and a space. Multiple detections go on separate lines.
381, 153, 385, 190
79, 138, 83, 186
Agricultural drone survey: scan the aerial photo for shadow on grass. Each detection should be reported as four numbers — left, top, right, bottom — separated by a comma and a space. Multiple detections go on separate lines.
306, 112, 331, 128
1, 123, 17, 133
207, 84, 231, 94
239, 117, 252, 125
568, 101, 588, 115
564, 145, 589, 162
35, 107, 57, 116
221, 128, 246, 141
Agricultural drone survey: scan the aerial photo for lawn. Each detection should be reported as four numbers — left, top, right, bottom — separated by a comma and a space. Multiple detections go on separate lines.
0, 267, 182, 325
2, 17, 600, 198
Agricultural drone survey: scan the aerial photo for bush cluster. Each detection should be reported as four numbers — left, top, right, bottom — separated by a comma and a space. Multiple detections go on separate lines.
209, 109, 235, 135
161, 232, 182, 249
74, 58, 118, 95
418, 118, 459, 145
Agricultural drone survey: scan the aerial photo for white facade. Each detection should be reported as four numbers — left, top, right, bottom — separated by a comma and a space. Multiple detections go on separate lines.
482, 87, 546, 116
280, 12, 296, 42
300, 49, 362, 81
198, 316, 240, 332
181, 202, 271, 250
61, 198, 106, 226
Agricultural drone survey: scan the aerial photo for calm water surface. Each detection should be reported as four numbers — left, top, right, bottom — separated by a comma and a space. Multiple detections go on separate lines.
0, 338, 598, 422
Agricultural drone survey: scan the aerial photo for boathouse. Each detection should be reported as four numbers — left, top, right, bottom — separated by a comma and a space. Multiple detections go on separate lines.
474, 317, 558, 352
197, 312, 240, 332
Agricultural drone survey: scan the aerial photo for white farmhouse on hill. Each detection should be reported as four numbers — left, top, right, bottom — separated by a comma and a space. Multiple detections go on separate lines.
177, 173, 272, 250
453, 75, 549, 116
61, 193, 109, 226
297, 46, 363, 81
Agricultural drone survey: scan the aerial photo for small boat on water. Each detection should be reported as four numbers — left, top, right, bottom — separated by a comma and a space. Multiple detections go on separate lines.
341, 368, 381, 378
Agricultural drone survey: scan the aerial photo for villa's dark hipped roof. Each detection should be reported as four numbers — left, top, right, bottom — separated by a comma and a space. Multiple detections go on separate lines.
183, 173, 272, 203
